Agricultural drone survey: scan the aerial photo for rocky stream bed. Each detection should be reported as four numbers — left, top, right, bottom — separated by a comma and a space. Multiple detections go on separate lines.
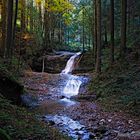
20, 71, 140, 140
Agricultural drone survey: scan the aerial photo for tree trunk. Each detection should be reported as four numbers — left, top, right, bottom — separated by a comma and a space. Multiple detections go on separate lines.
6, 0, 13, 58
94, 0, 97, 64
29, 0, 33, 32
120, 0, 127, 58
38, 1, 42, 28
82, 7, 85, 52
21, 0, 26, 33
104, 22, 108, 46
110, 0, 114, 64
1, 0, 7, 57
44, 0, 50, 50
95, 0, 101, 73
12, 0, 19, 56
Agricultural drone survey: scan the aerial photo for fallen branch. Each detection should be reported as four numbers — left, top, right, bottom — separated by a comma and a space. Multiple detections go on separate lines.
75, 54, 83, 68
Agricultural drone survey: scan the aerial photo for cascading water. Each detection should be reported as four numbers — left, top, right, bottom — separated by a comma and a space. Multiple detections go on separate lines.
61, 52, 82, 98
22, 51, 90, 140
61, 52, 81, 74
63, 75, 82, 98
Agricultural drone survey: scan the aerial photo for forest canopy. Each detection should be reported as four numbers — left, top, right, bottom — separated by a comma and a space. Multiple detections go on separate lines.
0, 0, 140, 72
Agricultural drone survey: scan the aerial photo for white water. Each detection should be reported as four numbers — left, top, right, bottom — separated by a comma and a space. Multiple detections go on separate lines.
61, 52, 81, 74
61, 52, 82, 98
63, 75, 82, 98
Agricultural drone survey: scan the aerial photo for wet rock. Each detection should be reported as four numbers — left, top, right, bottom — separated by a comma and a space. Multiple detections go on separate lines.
73, 52, 94, 74
77, 130, 84, 135
32, 52, 73, 73
31, 51, 94, 74
108, 119, 112, 122
104, 130, 111, 136
21, 94, 39, 108
99, 119, 106, 125
82, 133, 90, 140
0, 72, 23, 104
89, 133, 96, 139
44, 115, 90, 139
72, 94, 97, 101
60, 95, 65, 99
48, 120, 55, 126
94, 126, 107, 134
117, 130, 140, 140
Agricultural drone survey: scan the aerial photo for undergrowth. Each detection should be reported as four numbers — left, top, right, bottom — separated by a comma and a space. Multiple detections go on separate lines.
0, 57, 70, 140
0, 95, 70, 140
89, 49, 140, 117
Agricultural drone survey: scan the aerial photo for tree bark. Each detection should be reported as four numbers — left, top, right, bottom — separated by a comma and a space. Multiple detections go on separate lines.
21, 0, 26, 32
6, 0, 13, 58
95, 0, 101, 73
12, 0, 19, 56
44, 0, 50, 50
120, 0, 127, 58
29, 0, 33, 32
82, 7, 85, 52
94, 0, 97, 64
1, 0, 7, 57
104, 22, 108, 46
110, 0, 114, 64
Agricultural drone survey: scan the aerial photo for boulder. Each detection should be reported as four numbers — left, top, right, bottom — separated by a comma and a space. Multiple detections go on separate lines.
0, 72, 23, 104
31, 52, 74, 73
31, 51, 94, 74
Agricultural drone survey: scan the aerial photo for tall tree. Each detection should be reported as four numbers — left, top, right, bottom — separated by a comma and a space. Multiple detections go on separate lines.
120, 0, 127, 58
29, 0, 34, 32
1, 0, 7, 57
82, 7, 85, 52
12, 0, 19, 56
6, 0, 13, 58
44, 0, 50, 50
103, 0, 108, 47
95, 0, 101, 73
110, 0, 114, 64
21, 0, 26, 32
94, 0, 97, 63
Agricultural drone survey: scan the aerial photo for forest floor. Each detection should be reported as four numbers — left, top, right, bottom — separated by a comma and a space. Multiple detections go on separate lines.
20, 70, 140, 140
0, 68, 70, 140
0, 48, 140, 140
0, 95, 70, 140
88, 49, 140, 117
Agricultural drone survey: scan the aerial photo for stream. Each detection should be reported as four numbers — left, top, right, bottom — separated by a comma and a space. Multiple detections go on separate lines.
21, 52, 140, 140
22, 52, 91, 140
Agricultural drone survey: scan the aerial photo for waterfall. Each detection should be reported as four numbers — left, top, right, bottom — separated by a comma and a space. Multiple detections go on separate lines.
61, 52, 81, 74
61, 52, 82, 98
63, 75, 82, 98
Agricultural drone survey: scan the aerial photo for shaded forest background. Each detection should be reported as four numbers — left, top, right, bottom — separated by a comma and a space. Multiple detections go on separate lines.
0, 0, 139, 73
0, 0, 140, 140
0, 0, 140, 115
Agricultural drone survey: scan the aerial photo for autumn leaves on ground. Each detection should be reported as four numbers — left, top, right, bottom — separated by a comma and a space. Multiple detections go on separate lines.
0, 0, 140, 140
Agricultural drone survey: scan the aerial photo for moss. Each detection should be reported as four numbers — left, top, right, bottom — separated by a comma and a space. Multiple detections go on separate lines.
89, 54, 140, 117
0, 96, 70, 140
0, 128, 11, 140
0, 58, 70, 140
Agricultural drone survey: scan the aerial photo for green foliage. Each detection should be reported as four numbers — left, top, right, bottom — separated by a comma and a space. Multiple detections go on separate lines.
0, 128, 11, 140
89, 50, 140, 116
45, 0, 74, 13
28, 2, 44, 48
0, 95, 71, 140
68, 42, 82, 51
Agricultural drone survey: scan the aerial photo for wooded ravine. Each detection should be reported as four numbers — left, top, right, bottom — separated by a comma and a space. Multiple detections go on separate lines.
0, 0, 140, 140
